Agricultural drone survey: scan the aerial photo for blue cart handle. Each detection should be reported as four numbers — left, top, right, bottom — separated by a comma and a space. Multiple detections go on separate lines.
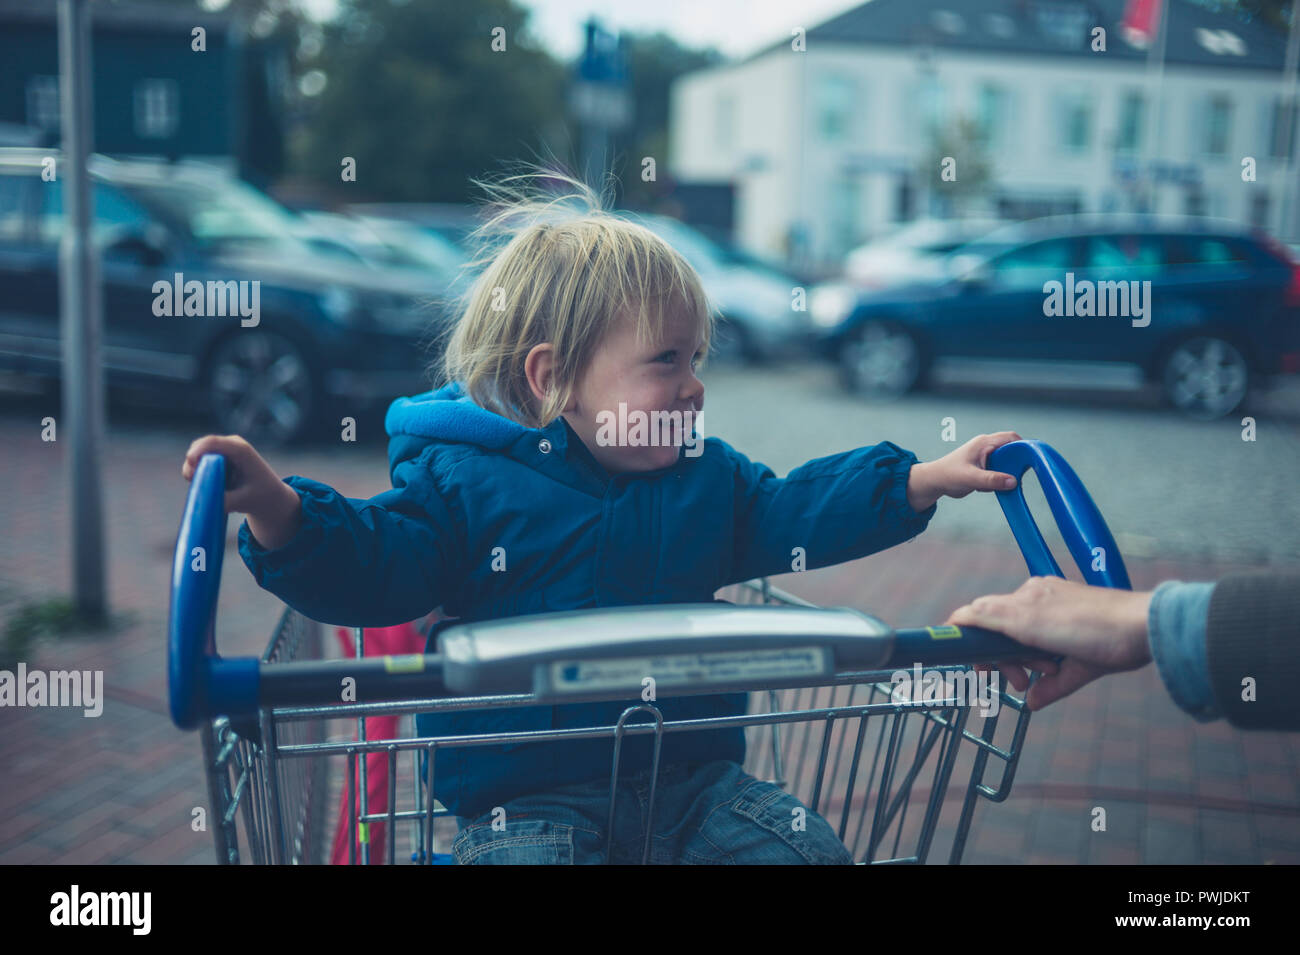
987, 440, 1131, 590
168, 453, 258, 730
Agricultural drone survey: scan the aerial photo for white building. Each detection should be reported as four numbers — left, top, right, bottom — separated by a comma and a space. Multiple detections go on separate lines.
669, 0, 1300, 273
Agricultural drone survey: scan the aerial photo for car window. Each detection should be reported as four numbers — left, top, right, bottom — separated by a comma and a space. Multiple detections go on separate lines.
1167, 236, 1248, 267
124, 176, 312, 256
989, 239, 1078, 289
1085, 234, 1165, 270
38, 181, 153, 245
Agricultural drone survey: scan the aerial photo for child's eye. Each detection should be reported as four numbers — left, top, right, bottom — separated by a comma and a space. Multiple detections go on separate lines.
655, 350, 677, 364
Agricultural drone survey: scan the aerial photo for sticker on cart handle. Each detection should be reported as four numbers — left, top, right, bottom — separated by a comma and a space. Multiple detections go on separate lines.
925, 626, 961, 640
382, 654, 425, 674
539, 647, 833, 695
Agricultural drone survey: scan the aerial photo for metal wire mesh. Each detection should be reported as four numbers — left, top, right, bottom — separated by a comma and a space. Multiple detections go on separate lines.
199, 580, 1031, 865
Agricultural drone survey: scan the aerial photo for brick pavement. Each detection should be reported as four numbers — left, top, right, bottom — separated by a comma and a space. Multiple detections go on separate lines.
1, 406, 1297, 864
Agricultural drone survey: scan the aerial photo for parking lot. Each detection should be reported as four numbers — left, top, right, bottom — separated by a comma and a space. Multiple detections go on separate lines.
1, 364, 1297, 864
702, 360, 1300, 564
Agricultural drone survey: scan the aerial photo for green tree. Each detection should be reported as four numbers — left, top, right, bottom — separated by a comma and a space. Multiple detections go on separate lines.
922, 116, 995, 216
292, 0, 568, 202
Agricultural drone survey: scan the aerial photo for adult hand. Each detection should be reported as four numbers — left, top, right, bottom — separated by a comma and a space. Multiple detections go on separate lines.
944, 576, 1154, 711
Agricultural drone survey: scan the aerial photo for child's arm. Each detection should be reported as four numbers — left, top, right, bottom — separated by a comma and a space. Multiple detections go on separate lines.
722, 432, 1020, 585
182, 435, 460, 627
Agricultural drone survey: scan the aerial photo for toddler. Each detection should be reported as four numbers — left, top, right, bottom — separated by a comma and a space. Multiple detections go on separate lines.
182, 172, 1020, 864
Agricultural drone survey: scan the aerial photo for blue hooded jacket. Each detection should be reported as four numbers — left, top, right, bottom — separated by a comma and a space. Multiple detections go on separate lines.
237, 381, 936, 818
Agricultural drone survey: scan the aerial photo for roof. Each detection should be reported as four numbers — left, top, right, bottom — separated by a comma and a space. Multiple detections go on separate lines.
741, 0, 1291, 72
977, 213, 1260, 246
0, 147, 233, 184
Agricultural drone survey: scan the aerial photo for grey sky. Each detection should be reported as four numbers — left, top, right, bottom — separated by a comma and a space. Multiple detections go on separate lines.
291, 0, 865, 60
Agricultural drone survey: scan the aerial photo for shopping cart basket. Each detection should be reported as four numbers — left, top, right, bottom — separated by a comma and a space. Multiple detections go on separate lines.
168, 439, 1130, 864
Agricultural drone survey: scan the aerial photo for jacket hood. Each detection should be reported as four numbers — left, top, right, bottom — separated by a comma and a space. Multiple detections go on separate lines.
385, 382, 531, 477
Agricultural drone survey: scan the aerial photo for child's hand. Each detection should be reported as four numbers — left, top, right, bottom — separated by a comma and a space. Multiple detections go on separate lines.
906, 431, 1021, 512
182, 434, 303, 549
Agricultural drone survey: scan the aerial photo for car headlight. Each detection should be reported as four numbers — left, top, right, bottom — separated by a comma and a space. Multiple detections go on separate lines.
809, 284, 858, 329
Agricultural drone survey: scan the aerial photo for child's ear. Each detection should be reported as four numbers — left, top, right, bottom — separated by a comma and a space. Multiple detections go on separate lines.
524, 343, 556, 404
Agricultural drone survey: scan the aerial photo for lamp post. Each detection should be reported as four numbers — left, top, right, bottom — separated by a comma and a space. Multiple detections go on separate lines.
58, 0, 107, 623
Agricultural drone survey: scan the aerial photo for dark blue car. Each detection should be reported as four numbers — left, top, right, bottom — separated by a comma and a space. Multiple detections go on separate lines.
0, 148, 454, 443
814, 217, 1300, 418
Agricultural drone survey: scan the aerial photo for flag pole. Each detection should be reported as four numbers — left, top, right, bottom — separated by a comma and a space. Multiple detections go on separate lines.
1139, 0, 1169, 214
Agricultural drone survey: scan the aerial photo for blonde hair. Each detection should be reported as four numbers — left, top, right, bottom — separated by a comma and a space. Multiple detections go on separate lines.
437, 168, 713, 428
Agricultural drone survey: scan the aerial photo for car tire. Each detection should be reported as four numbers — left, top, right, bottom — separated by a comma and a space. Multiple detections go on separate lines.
838, 321, 924, 396
1160, 335, 1250, 420
203, 330, 317, 445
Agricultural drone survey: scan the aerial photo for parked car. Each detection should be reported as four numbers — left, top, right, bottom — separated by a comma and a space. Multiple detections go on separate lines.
844, 217, 1009, 289
346, 202, 483, 249
810, 218, 1008, 338
0, 149, 452, 443
813, 216, 1300, 418
628, 213, 805, 363
297, 211, 467, 289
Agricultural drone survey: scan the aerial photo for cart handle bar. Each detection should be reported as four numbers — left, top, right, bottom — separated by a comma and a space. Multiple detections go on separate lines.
169, 438, 1128, 728
987, 439, 1131, 589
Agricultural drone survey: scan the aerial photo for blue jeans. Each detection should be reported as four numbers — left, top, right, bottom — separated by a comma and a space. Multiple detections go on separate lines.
450, 760, 854, 865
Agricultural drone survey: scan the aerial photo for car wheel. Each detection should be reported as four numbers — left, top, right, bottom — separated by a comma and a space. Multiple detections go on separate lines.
1161, 336, 1250, 420
205, 331, 316, 445
839, 321, 923, 396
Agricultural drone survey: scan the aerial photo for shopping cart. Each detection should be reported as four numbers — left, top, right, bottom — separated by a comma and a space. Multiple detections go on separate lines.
168, 439, 1130, 865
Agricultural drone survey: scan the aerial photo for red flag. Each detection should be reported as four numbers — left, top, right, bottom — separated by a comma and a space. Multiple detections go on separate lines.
1122, 0, 1164, 49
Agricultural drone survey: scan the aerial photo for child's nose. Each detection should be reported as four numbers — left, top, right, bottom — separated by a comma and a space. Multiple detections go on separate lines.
683, 374, 704, 407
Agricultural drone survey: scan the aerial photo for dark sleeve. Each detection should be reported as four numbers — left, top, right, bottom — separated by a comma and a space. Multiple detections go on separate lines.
237, 449, 463, 627
1205, 571, 1300, 731
722, 439, 937, 586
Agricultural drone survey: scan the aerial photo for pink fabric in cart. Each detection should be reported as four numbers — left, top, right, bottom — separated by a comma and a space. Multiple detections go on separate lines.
329, 620, 429, 865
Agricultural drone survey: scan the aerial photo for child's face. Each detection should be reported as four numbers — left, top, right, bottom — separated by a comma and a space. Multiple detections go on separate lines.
562, 309, 706, 474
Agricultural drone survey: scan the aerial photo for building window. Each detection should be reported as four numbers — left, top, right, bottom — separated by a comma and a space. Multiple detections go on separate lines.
26, 76, 60, 131
1116, 91, 1144, 153
975, 83, 1006, 150
1184, 188, 1207, 217
1202, 94, 1232, 157
1034, 1, 1090, 49
1055, 90, 1092, 154
911, 76, 946, 142
817, 74, 855, 142
1269, 97, 1297, 161
135, 79, 180, 139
